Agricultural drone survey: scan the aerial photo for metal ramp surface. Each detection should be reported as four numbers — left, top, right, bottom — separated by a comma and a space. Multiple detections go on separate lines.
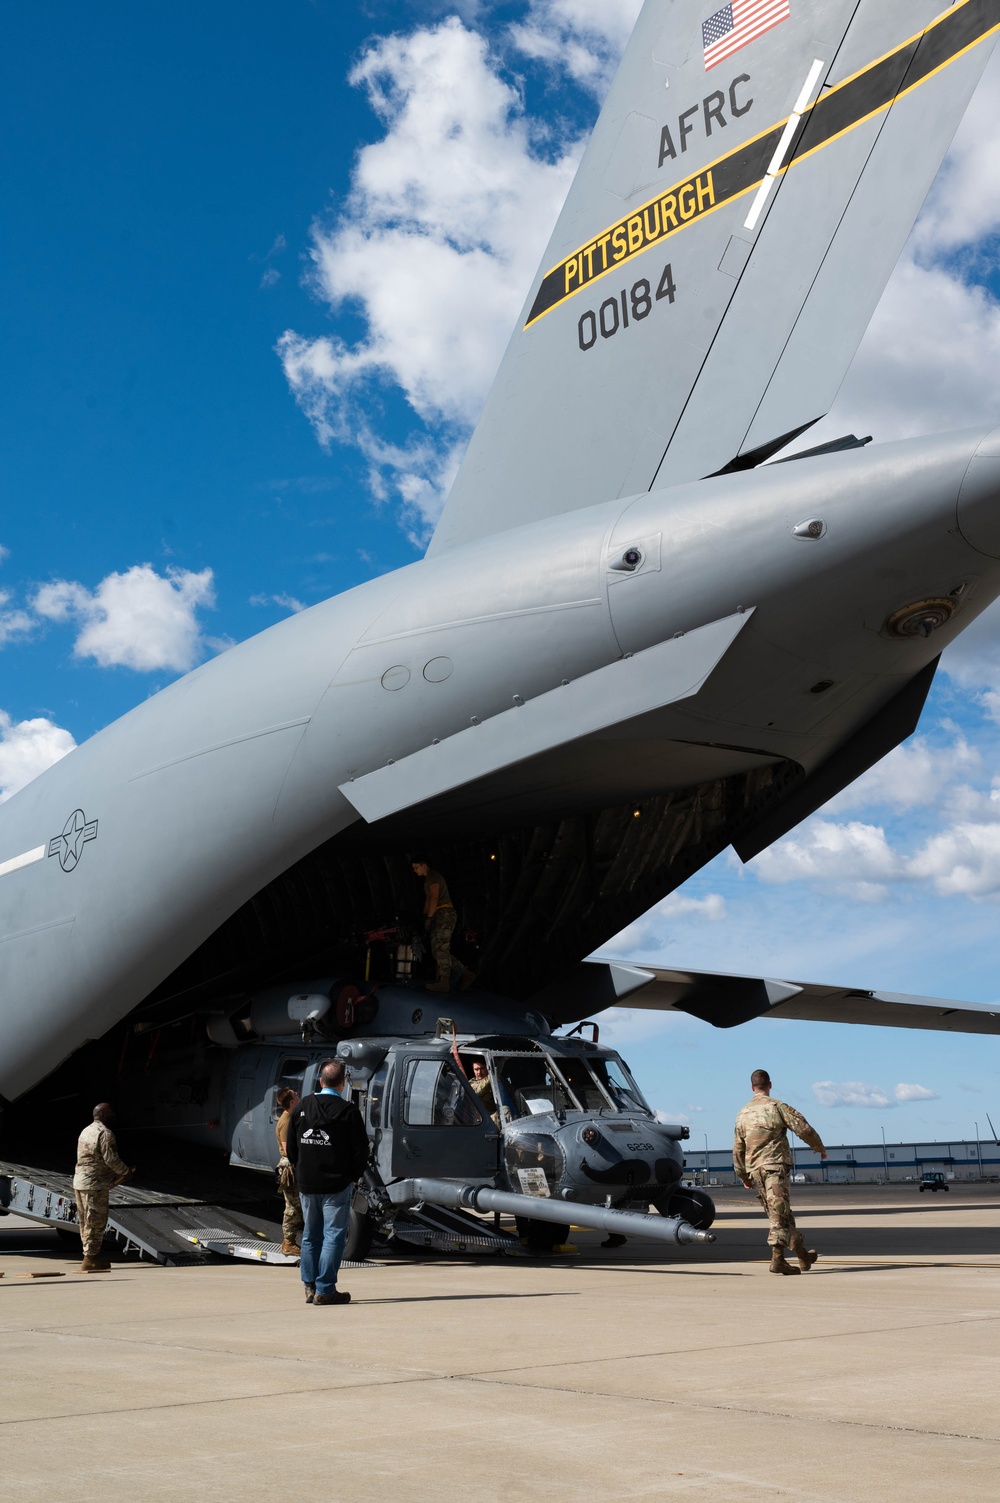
0, 1159, 285, 1266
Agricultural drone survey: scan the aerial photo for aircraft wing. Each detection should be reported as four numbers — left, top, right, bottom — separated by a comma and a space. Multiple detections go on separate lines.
431, 0, 1000, 554
581, 960, 1000, 1035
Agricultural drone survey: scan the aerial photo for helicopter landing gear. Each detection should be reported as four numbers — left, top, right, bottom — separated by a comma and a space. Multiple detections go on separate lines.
657, 1187, 716, 1230
515, 1215, 572, 1252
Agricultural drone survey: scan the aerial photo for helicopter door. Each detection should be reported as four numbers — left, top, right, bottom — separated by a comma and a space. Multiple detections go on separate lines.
390, 1055, 499, 1181
229, 1048, 274, 1168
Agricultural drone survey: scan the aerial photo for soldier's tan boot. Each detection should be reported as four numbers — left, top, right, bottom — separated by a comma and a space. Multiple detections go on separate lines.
769, 1248, 801, 1275
280, 1239, 300, 1256
791, 1235, 818, 1271
80, 1257, 110, 1273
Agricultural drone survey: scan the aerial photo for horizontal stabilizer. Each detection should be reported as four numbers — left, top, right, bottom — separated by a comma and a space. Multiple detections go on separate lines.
594, 961, 1000, 1036
340, 611, 751, 824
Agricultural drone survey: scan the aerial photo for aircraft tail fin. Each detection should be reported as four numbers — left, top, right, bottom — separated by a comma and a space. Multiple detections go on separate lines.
430, 0, 999, 555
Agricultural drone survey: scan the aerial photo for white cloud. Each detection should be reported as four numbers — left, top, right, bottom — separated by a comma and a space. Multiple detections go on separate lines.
751, 820, 901, 898
812, 1080, 938, 1108
0, 591, 35, 647
608, 888, 727, 954
941, 598, 1000, 721
654, 891, 727, 922
909, 812, 1000, 899
32, 564, 216, 672
509, 0, 642, 96
825, 736, 979, 815
894, 1083, 939, 1103
655, 1107, 691, 1126
278, 17, 583, 536
813, 1080, 895, 1109
250, 591, 306, 614
0, 712, 76, 802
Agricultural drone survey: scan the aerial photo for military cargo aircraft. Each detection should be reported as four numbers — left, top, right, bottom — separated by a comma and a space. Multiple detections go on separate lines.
2, 0, 1000, 1259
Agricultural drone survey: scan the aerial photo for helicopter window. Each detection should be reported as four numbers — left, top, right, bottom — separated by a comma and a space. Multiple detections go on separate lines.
271, 1057, 308, 1120
495, 1056, 581, 1118
555, 1057, 613, 1112
401, 1059, 484, 1128
592, 1057, 651, 1113
369, 1064, 388, 1129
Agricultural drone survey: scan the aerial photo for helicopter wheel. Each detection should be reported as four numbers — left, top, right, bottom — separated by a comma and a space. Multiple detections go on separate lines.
659, 1187, 716, 1230
343, 1206, 376, 1262
515, 1215, 571, 1252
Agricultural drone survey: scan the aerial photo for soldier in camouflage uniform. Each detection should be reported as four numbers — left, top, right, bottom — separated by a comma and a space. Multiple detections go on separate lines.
275, 1086, 304, 1256
72, 1103, 133, 1272
411, 858, 474, 994
450, 1027, 504, 1128
733, 1069, 827, 1275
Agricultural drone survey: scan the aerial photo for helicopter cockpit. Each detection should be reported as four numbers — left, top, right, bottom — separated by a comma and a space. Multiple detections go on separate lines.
453, 1043, 652, 1123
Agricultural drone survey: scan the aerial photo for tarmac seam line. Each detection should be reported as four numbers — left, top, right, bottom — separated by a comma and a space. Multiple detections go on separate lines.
467, 1310, 1000, 1379
0, 1371, 444, 1428
461, 1373, 1000, 1445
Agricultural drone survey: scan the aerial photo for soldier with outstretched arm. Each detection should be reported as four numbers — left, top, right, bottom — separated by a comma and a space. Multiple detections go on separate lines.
734, 1069, 827, 1276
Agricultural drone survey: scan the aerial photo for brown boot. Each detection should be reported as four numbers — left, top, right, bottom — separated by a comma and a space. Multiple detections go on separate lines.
80, 1258, 110, 1273
769, 1248, 801, 1275
791, 1235, 818, 1271
426, 979, 450, 993
280, 1239, 300, 1256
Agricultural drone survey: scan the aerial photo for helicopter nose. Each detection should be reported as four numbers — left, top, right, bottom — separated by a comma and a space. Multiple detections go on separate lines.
956, 428, 1000, 558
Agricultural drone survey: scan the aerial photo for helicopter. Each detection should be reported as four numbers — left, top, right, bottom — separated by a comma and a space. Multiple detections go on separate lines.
112, 942, 717, 1260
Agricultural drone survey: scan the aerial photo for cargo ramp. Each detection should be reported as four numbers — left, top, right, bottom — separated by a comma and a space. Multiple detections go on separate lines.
0, 1158, 289, 1266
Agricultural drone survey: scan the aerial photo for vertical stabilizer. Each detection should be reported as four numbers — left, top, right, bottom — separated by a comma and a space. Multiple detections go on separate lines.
430, 0, 998, 554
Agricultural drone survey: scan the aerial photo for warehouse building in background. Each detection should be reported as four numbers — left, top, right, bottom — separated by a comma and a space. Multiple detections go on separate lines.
688, 1139, 1000, 1186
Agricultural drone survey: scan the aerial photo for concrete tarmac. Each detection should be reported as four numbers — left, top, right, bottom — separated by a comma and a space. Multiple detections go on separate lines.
1, 1182, 997, 1502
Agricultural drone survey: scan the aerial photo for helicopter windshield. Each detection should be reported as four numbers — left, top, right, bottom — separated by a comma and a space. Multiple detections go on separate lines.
494, 1056, 576, 1118
493, 1050, 651, 1119
591, 1056, 651, 1113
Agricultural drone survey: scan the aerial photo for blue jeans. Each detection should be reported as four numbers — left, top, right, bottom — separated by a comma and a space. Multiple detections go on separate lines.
299, 1188, 352, 1295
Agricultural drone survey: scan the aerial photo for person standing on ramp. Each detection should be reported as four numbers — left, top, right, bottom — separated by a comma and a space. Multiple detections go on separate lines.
274, 1086, 303, 1257
734, 1069, 827, 1275
72, 1103, 134, 1273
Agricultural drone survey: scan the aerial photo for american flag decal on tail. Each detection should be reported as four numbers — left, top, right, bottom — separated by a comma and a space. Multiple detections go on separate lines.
703, 0, 790, 70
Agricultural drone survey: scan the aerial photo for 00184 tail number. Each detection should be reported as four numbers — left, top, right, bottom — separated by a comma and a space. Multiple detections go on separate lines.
577, 263, 676, 352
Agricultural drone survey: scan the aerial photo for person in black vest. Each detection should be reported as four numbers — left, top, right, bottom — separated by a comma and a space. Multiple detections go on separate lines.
285, 1058, 370, 1306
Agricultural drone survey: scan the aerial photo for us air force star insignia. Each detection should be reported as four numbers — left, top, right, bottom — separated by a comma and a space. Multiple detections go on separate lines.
48, 809, 99, 872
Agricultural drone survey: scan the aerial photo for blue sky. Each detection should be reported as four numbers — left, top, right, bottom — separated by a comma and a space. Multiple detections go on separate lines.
3, 1, 1000, 1150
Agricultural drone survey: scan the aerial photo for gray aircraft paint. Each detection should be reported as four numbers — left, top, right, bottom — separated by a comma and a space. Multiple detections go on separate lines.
1, 1, 1000, 1105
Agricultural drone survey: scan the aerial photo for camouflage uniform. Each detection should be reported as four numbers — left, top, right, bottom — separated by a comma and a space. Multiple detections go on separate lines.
72, 1121, 129, 1260
469, 1072, 501, 1129
275, 1108, 304, 1245
733, 1096, 825, 1249
425, 869, 461, 984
